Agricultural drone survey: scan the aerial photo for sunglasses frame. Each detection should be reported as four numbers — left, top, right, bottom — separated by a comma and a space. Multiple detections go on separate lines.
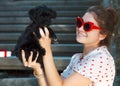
76, 17, 102, 32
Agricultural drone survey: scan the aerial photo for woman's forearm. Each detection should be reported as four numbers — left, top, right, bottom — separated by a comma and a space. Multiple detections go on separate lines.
38, 27, 63, 86
43, 48, 63, 86
36, 75, 48, 86
34, 68, 48, 86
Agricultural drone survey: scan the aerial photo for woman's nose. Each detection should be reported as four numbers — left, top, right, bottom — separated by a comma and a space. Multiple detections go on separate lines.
77, 26, 84, 32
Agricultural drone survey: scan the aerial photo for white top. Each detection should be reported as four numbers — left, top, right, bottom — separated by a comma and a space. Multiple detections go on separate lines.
61, 46, 115, 86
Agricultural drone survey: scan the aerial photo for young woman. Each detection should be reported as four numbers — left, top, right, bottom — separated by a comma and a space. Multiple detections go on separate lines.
21, 5, 118, 86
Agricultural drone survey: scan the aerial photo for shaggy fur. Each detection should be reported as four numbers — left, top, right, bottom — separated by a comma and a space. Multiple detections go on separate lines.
14, 5, 57, 68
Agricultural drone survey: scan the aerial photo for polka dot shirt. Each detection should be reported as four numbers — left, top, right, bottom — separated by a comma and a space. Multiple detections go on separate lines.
61, 46, 115, 86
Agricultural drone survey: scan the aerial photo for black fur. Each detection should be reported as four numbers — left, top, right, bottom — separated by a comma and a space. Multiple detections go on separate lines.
14, 5, 57, 68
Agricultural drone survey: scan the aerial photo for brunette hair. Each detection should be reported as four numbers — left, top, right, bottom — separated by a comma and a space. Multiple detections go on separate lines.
86, 5, 118, 47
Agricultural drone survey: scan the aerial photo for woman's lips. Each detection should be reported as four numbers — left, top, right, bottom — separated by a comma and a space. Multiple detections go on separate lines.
77, 31, 88, 37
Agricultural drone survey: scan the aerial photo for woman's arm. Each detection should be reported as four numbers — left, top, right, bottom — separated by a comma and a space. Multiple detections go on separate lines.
21, 50, 48, 86
38, 27, 63, 86
38, 27, 92, 86
34, 68, 48, 86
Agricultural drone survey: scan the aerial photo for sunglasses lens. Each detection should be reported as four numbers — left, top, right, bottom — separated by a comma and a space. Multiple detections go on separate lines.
77, 19, 82, 28
84, 23, 91, 31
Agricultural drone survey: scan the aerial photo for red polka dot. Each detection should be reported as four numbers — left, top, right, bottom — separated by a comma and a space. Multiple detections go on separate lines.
83, 70, 85, 72
90, 76, 92, 78
90, 72, 93, 74
83, 74, 85, 76
90, 68, 92, 70
91, 64, 94, 66
95, 78, 98, 80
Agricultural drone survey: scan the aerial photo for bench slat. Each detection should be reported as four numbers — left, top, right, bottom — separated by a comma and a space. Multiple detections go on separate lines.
0, 33, 76, 44
0, 5, 89, 11
0, 57, 70, 70
0, 0, 101, 5
0, 17, 75, 24
0, 25, 76, 33
0, 11, 84, 17
0, 44, 82, 56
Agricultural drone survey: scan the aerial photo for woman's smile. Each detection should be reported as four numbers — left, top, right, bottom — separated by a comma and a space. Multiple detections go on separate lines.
76, 30, 88, 38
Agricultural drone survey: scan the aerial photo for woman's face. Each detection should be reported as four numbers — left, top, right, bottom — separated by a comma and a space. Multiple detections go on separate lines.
76, 12, 104, 46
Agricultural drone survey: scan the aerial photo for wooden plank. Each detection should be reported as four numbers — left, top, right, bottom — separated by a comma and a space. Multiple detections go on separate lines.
0, 11, 84, 17
0, 25, 76, 33
0, 56, 70, 71
0, 44, 82, 54
0, 57, 27, 70
0, 33, 76, 43
0, 5, 88, 11
0, 0, 101, 7
0, 17, 75, 24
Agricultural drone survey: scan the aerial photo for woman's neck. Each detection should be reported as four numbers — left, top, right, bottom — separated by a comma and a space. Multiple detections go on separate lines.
83, 44, 99, 56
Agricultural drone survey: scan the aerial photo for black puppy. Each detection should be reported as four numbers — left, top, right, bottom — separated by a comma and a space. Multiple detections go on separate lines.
14, 5, 57, 68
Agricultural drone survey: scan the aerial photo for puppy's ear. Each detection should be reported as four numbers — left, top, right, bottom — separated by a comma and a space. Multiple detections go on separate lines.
28, 8, 37, 23
47, 8, 57, 19
28, 5, 56, 22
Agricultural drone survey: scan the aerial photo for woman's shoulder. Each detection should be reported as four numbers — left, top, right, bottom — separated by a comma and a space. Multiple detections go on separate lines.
89, 46, 114, 63
96, 46, 112, 57
90, 46, 111, 56
71, 53, 83, 61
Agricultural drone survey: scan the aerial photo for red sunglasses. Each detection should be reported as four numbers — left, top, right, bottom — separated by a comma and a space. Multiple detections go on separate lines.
76, 17, 102, 32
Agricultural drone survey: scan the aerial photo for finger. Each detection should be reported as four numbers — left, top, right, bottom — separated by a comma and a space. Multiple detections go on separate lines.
39, 28, 45, 37
34, 52, 39, 62
44, 27, 49, 37
21, 50, 28, 66
28, 51, 33, 67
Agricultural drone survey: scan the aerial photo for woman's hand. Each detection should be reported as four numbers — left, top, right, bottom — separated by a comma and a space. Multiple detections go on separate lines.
21, 50, 43, 74
21, 50, 48, 86
39, 27, 51, 50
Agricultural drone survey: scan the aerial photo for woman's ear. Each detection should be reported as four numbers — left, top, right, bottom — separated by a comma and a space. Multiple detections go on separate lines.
99, 34, 107, 41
